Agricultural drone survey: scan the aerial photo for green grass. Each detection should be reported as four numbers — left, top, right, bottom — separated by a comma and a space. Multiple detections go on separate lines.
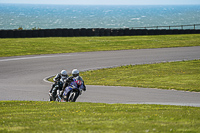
1, 101, 200, 133
80, 60, 200, 92
1, 34, 200, 57
1, 35, 200, 132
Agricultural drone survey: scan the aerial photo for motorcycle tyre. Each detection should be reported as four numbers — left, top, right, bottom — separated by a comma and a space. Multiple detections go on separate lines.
68, 92, 79, 102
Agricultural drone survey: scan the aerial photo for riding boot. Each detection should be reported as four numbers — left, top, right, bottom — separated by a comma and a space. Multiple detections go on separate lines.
50, 84, 55, 93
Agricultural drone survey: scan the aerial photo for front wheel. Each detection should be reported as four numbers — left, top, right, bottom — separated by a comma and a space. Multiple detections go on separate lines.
68, 92, 79, 102
55, 90, 62, 102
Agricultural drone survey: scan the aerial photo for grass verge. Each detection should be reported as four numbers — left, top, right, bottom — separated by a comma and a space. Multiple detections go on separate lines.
1, 34, 200, 57
80, 60, 200, 92
1, 101, 200, 133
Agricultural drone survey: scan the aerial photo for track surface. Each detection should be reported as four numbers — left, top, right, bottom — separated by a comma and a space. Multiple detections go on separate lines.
0, 46, 200, 106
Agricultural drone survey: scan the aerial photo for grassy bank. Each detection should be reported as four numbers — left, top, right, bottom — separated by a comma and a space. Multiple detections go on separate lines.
1, 34, 200, 57
49, 60, 200, 92
80, 60, 200, 92
1, 101, 200, 133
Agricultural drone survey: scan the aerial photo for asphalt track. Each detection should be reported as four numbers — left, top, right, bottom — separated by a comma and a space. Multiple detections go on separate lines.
0, 46, 200, 107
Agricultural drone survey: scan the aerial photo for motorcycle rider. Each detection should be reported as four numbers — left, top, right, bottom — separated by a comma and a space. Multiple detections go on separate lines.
49, 70, 68, 100
61, 69, 86, 101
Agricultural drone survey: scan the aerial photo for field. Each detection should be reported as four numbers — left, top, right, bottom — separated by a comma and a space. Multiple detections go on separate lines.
80, 59, 200, 92
1, 34, 200, 132
1, 101, 200, 133
0, 34, 200, 57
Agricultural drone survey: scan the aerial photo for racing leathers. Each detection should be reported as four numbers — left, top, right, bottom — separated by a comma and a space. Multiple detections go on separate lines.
50, 73, 68, 100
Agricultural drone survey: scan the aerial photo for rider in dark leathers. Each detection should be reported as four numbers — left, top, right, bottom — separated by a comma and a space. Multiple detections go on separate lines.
49, 70, 68, 100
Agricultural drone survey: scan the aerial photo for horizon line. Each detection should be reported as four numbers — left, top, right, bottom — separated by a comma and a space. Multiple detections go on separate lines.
1, 2, 200, 6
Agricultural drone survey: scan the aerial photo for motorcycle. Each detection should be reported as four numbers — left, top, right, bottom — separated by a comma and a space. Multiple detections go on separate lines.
49, 84, 62, 102
62, 79, 83, 102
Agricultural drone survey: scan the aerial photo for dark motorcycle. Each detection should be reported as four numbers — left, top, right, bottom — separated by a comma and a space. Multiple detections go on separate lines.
49, 83, 62, 102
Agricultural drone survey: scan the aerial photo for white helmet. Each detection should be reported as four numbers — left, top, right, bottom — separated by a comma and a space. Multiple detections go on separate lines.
72, 69, 79, 77
61, 70, 67, 77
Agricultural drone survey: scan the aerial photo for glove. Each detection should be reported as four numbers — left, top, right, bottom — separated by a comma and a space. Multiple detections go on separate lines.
68, 77, 73, 82
49, 90, 52, 96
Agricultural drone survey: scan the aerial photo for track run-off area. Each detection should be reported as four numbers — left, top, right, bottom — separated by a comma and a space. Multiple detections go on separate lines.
0, 46, 200, 107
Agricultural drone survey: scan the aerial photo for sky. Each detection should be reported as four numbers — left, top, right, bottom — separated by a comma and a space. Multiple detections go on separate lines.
0, 0, 200, 5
